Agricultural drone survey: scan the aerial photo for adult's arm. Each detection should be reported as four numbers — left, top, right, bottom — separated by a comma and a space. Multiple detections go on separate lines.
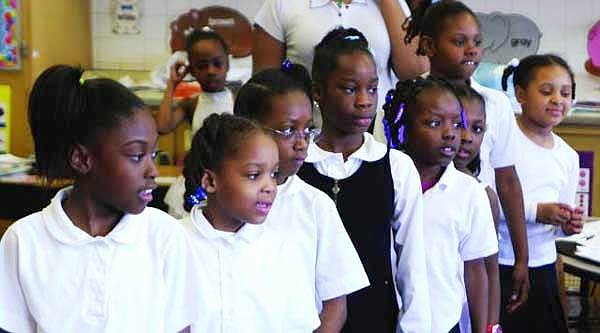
378, 0, 429, 80
252, 25, 286, 73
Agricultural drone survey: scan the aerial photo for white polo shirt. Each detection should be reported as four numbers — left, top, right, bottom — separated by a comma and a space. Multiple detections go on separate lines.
305, 132, 431, 333
255, 0, 411, 140
183, 205, 322, 332
265, 174, 369, 305
471, 79, 519, 188
422, 162, 498, 333
0, 187, 204, 333
498, 128, 579, 267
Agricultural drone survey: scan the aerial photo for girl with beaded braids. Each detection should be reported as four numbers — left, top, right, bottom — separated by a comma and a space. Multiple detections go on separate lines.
383, 77, 498, 333
0, 65, 204, 333
298, 27, 430, 333
405, 0, 531, 317
234, 62, 368, 332
182, 113, 332, 332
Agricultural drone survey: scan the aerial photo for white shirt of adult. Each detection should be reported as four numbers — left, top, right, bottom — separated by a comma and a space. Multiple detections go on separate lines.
498, 127, 579, 267
422, 162, 498, 332
183, 205, 322, 332
265, 174, 369, 309
305, 132, 431, 333
0, 187, 204, 333
470, 79, 520, 188
255, 0, 411, 138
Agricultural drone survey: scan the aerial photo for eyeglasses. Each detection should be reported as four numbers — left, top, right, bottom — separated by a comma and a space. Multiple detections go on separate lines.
264, 126, 319, 142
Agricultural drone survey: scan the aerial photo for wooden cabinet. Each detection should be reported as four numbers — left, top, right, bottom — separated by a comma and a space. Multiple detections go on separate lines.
555, 124, 600, 216
0, 0, 91, 157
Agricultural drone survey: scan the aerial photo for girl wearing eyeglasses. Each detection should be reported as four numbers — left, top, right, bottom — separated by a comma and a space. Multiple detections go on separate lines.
234, 61, 368, 332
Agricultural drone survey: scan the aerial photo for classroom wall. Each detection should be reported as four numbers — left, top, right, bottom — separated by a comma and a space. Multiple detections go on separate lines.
91, 0, 264, 70
91, 0, 600, 76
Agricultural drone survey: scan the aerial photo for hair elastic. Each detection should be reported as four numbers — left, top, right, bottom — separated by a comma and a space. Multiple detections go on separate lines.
460, 106, 468, 129
344, 35, 360, 41
187, 186, 208, 207
281, 59, 293, 72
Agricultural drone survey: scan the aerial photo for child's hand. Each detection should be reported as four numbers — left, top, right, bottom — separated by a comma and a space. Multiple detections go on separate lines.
169, 61, 189, 85
537, 203, 572, 226
561, 207, 584, 235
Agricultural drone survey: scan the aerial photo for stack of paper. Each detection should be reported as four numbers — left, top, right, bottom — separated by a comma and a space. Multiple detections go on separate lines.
0, 153, 33, 176
574, 220, 600, 263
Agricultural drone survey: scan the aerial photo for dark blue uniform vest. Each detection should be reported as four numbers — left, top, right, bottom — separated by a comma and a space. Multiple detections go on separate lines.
298, 151, 398, 332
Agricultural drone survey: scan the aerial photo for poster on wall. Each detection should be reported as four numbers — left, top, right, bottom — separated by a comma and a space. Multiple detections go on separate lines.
0, 85, 9, 153
0, 0, 20, 70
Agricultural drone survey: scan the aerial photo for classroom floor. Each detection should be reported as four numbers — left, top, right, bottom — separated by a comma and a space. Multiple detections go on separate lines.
567, 279, 600, 333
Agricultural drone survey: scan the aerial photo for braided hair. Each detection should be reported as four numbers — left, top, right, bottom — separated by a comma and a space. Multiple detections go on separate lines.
182, 113, 264, 212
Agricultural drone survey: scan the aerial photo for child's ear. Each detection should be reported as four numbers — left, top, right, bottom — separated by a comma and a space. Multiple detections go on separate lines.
515, 85, 527, 105
201, 170, 218, 194
419, 36, 435, 57
69, 144, 92, 175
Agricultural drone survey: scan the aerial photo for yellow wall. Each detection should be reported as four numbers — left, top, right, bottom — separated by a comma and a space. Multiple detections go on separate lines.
0, 0, 91, 157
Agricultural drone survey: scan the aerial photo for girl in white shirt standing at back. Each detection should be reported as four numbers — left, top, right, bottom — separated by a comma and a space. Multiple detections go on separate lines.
182, 113, 324, 332
158, 28, 234, 218
384, 77, 498, 333
0, 65, 203, 333
498, 54, 583, 333
298, 27, 430, 333
234, 62, 369, 332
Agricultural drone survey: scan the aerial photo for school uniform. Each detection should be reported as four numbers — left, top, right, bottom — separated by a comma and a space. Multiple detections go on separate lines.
470, 79, 519, 189
423, 162, 498, 333
0, 187, 204, 333
265, 175, 369, 307
297, 132, 430, 333
164, 88, 234, 219
498, 127, 578, 333
183, 205, 321, 332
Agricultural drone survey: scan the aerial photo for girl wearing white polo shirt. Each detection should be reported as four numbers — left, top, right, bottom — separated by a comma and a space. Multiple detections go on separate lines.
498, 54, 583, 333
233, 62, 369, 331
405, 0, 530, 314
383, 77, 498, 333
182, 113, 327, 332
0, 65, 203, 333
298, 27, 430, 332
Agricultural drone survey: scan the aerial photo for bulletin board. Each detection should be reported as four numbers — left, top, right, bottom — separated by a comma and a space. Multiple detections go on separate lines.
0, 85, 10, 153
0, 0, 20, 70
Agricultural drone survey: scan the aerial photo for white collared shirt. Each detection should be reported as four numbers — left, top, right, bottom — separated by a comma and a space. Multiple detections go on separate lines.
305, 132, 431, 333
255, 0, 411, 137
422, 162, 498, 332
498, 128, 579, 267
266, 175, 369, 305
183, 206, 321, 332
0, 187, 204, 333
471, 79, 520, 187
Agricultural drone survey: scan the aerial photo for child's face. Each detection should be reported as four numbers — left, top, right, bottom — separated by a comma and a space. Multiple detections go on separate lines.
209, 133, 278, 229
188, 39, 229, 92
87, 108, 159, 215
425, 12, 482, 81
516, 65, 573, 129
317, 52, 378, 135
454, 97, 485, 171
262, 91, 312, 183
406, 88, 462, 168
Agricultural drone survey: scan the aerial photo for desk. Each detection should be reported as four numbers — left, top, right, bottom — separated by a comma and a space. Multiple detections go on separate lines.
0, 166, 181, 220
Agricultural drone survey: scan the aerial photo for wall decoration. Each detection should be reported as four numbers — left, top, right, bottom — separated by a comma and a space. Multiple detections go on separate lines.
0, 0, 20, 70
0, 85, 10, 153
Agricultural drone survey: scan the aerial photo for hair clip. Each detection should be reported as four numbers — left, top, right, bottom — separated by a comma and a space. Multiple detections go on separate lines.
385, 90, 394, 105
460, 106, 468, 129
509, 58, 520, 68
344, 35, 360, 41
281, 59, 293, 72
201, 26, 214, 32
187, 186, 207, 207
